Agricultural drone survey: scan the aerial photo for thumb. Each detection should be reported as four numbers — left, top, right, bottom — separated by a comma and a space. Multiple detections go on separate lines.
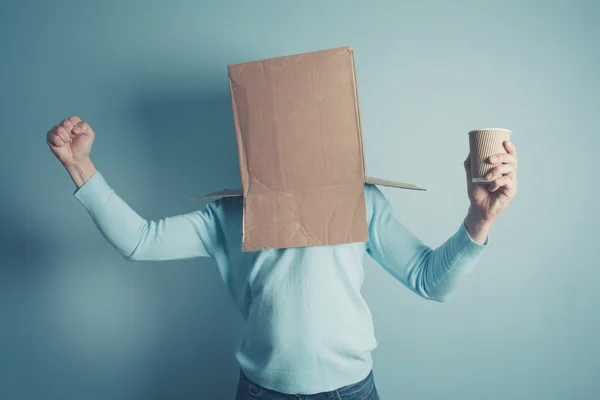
464, 154, 473, 182
72, 121, 94, 136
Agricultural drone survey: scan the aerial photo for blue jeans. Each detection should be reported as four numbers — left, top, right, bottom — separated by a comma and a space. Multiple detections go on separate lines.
235, 370, 380, 400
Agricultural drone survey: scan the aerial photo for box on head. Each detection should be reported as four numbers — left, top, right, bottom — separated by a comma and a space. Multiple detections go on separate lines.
195, 47, 425, 251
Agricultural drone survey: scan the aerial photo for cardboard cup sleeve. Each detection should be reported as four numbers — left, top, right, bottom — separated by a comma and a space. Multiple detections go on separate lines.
468, 129, 512, 183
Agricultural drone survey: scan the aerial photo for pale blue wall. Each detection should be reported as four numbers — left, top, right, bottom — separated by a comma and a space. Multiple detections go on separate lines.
1, 1, 598, 399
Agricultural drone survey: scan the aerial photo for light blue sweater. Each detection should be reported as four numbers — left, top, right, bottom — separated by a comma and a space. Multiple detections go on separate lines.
74, 171, 488, 395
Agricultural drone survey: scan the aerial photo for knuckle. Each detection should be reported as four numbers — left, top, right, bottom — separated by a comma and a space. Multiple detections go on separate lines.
58, 127, 71, 140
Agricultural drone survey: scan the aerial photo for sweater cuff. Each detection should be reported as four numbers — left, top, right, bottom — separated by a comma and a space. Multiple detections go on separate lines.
73, 171, 113, 211
455, 220, 489, 255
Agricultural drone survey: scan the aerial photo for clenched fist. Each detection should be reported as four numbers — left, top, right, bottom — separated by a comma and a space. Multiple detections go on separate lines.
47, 116, 95, 166
47, 116, 98, 188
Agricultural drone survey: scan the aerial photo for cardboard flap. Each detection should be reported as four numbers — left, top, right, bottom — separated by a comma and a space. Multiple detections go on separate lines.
191, 189, 243, 200
365, 176, 426, 191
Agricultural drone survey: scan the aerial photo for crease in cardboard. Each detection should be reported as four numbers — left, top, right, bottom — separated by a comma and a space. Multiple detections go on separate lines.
250, 175, 275, 192
347, 47, 367, 181
350, 191, 367, 242
227, 77, 248, 248
292, 222, 320, 244
327, 196, 350, 230
228, 78, 248, 193
229, 61, 266, 87
326, 195, 349, 243
242, 183, 366, 250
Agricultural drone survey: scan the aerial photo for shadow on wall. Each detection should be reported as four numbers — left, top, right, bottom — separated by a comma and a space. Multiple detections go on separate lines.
133, 90, 244, 400
136, 91, 241, 205
0, 205, 61, 398
0, 212, 27, 395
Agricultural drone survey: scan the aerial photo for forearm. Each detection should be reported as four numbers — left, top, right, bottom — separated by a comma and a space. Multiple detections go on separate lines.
65, 158, 97, 189
416, 222, 488, 301
73, 171, 212, 260
74, 171, 147, 258
367, 184, 489, 302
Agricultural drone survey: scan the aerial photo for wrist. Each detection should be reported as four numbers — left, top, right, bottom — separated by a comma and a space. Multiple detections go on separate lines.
465, 207, 493, 244
65, 158, 97, 189
466, 205, 494, 224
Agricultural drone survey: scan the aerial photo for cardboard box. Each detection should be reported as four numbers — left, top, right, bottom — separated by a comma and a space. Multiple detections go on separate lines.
195, 47, 425, 251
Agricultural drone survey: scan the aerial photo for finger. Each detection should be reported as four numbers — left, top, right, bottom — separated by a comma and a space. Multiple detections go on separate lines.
464, 154, 473, 182
72, 120, 92, 136
464, 154, 471, 172
504, 140, 517, 157
485, 164, 516, 181
489, 176, 514, 192
60, 119, 75, 137
47, 125, 63, 142
46, 127, 55, 144
464, 154, 471, 169
55, 125, 71, 143
68, 116, 81, 125
488, 152, 518, 166
49, 132, 66, 147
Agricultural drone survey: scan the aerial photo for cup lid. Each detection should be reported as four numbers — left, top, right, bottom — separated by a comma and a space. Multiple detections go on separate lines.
468, 128, 512, 134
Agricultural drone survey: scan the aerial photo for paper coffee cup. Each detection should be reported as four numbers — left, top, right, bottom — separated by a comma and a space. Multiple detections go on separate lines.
468, 129, 512, 183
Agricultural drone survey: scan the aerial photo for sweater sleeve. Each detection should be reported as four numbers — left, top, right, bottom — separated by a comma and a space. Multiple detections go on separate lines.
365, 184, 489, 302
73, 171, 217, 260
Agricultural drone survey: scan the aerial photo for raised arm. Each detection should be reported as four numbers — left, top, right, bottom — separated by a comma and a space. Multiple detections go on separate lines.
365, 185, 488, 302
47, 116, 216, 261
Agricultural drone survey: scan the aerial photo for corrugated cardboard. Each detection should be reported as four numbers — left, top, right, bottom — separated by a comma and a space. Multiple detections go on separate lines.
195, 47, 425, 251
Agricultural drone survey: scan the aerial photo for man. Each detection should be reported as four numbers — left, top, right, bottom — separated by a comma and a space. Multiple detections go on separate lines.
47, 116, 518, 400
